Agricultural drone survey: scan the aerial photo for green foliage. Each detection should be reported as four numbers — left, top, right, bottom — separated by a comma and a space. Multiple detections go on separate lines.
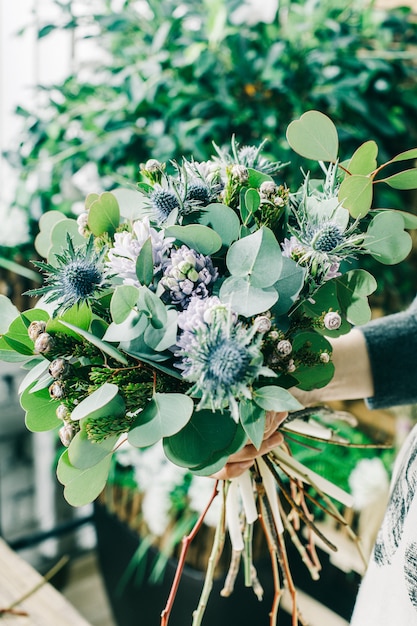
6, 1, 417, 248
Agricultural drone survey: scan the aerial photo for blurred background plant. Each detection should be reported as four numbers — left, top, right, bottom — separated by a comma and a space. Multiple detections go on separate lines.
3, 0, 417, 309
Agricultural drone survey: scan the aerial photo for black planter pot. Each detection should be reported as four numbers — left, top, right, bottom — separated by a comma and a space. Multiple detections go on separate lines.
94, 502, 359, 626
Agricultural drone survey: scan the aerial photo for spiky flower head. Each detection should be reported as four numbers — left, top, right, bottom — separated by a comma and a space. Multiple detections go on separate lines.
26, 234, 107, 316
107, 217, 174, 287
176, 308, 268, 421
149, 186, 181, 222
160, 245, 218, 309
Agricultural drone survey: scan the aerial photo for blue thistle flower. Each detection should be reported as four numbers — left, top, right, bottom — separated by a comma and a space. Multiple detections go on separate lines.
309, 222, 345, 252
176, 310, 267, 419
149, 188, 181, 222
26, 234, 107, 316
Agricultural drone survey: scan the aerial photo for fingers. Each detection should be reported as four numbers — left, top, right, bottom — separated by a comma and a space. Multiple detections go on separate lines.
211, 431, 283, 481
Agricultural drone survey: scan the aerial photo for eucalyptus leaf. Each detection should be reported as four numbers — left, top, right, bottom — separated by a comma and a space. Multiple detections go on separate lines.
271, 256, 306, 316
220, 276, 278, 317
253, 386, 303, 412
103, 311, 147, 343
338, 174, 373, 218
347, 140, 378, 175
110, 285, 140, 324
163, 408, 239, 468
34, 210, 67, 258
48, 219, 85, 265
226, 227, 283, 287
57, 449, 113, 506
365, 211, 412, 264
196, 203, 240, 247
381, 168, 417, 190
47, 302, 92, 336
0, 296, 20, 333
136, 237, 154, 287
18, 360, 50, 394
286, 110, 339, 162
137, 285, 167, 330
60, 322, 128, 364
391, 148, 417, 163
68, 430, 118, 470
128, 392, 194, 447
336, 269, 377, 325
88, 192, 120, 236
239, 399, 266, 450
164, 224, 222, 255
21, 384, 61, 432
71, 383, 125, 421
190, 422, 247, 476
144, 308, 178, 351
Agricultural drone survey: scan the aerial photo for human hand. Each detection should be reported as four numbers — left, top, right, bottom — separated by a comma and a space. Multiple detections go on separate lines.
211, 411, 287, 481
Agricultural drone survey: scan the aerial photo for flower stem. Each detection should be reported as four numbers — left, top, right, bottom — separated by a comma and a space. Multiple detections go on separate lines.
160, 481, 220, 626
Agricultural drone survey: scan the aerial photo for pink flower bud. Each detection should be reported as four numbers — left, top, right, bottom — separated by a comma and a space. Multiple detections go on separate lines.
277, 339, 292, 356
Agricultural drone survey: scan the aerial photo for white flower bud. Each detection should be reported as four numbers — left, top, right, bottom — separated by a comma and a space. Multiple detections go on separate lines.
320, 352, 330, 363
254, 315, 272, 333
59, 423, 75, 447
323, 311, 342, 331
34, 332, 54, 354
49, 358, 70, 379
277, 339, 292, 356
231, 164, 249, 183
287, 359, 296, 373
28, 321, 47, 342
56, 404, 70, 421
49, 380, 65, 400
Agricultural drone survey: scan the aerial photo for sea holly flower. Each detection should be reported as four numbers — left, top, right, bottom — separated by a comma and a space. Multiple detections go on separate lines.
176, 307, 269, 421
160, 245, 218, 309
26, 234, 107, 316
107, 217, 174, 286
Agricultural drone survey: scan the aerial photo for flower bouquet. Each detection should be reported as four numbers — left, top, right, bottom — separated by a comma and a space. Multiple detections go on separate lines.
1, 110, 417, 625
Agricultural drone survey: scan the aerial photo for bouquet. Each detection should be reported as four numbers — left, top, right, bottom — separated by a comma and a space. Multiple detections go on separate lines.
1, 111, 417, 625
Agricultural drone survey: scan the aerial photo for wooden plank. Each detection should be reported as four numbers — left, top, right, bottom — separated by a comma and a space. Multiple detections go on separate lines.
0, 539, 92, 625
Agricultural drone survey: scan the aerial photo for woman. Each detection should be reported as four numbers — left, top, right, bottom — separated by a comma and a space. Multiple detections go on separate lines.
216, 298, 417, 624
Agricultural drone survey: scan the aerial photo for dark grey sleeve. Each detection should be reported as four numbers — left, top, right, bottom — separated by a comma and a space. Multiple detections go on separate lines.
361, 298, 417, 409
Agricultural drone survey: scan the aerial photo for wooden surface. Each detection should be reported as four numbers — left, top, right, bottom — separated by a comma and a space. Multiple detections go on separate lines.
0, 539, 92, 626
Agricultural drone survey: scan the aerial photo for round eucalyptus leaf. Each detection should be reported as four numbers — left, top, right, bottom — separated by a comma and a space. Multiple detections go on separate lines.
57, 449, 113, 507
21, 384, 61, 432
338, 174, 373, 218
196, 203, 240, 247
286, 111, 339, 162
365, 211, 412, 265
164, 224, 222, 255
336, 269, 377, 325
271, 256, 306, 316
220, 276, 278, 317
190, 422, 247, 476
253, 385, 303, 412
34, 210, 67, 258
48, 219, 85, 265
226, 227, 282, 287
68, 430, 118, 470
128, 392, 194, 448
88, 192, 120, 236
137, 286, 167, 330
71, 383, 125, 421
110, 285, 140, 324
163, 409, 239, 469
347, 140, 378, 175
